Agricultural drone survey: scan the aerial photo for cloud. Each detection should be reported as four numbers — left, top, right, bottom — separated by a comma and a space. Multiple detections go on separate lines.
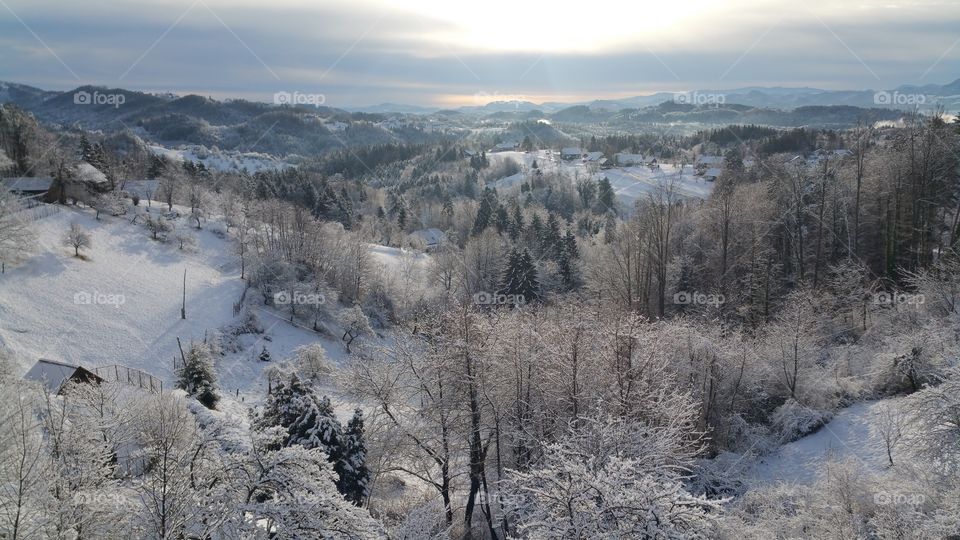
0, 0, 957, 106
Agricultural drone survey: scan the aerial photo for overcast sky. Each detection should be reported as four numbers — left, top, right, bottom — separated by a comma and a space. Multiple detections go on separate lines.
1, 0, 958, 107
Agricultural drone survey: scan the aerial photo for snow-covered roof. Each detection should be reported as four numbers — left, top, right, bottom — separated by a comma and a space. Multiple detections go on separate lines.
75, 162, 108, 184
410, 228, 447, 247
23, 359, 100, 393
585, 151, 604, 162
495, 142, 518, 150
2, 177, 53, 192
561, 147, 583, 156
704, 168, 723, 178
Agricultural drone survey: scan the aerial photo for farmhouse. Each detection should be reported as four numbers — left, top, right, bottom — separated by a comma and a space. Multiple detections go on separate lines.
24, 358, 104, 394
2, 177, 54, 197
561, 147, 584, 160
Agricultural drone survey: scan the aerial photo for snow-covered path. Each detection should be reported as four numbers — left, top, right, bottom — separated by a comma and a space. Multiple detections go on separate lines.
748, 400, 901, 486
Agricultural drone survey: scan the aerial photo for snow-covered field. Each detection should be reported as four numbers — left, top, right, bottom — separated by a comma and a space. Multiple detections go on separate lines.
0, 206, 365, 401
488, 150, 714, 204
149, 144, 293, 173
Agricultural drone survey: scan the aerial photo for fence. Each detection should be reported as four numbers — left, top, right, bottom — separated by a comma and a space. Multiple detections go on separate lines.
93, 364, 163, 393
13, 195, 61, 222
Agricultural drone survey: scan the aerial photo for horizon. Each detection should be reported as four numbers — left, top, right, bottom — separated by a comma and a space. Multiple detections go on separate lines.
5, 77, 960, 111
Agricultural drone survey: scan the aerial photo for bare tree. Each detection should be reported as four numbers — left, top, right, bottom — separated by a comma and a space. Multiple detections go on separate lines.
62, 222, 91, 257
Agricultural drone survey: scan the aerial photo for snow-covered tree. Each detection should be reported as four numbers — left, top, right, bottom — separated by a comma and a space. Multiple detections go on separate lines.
172, 228, 198, 251
144, 213, 173, 241
339, 305, 372, 353
0, 188, 32, 272
92, 191, 126, 220
501, 415, 721, 538
338, 409, 371, 506
294, 343, 335, 382
62, 222, 91, 257
176, 342, 219, 409
228, 428, 384, 538
0, 382, 52, 539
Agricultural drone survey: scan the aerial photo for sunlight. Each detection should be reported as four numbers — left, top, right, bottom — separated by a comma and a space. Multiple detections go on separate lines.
378, 0, 715, 53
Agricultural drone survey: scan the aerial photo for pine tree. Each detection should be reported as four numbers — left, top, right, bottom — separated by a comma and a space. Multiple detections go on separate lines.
176, 343, 219, 409
259, 346, 272, 362
509, 205, 524, 241
500, 249, 540, 304
147, 154, 166, 179
597, 176, 615, 213
338, 408, 372, 506
254, 375, 355, 497
472, 188, 497, 235
542, 213, 563, 261
494, 204, 510, 234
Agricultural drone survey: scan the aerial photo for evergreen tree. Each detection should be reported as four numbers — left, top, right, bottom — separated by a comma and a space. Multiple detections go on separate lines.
254, 374, 355, 497
564, 230, 579, 259
542, 213, 563, 261
558, 231, 580, 290
259, 346, 272, 362
499, 249, 540, 304
338, 408, 372, 506
147, 154, 167, 179
472, 187, 497, 235
494, 204, 510, 234
597, 176, 615, 213
176, 343, 219, 409
508, 205, 524, 241
397, 205, 408, 230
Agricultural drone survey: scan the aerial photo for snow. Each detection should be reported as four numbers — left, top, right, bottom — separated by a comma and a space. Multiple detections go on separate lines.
148, 144, 293, 173
485, 150, 713, 203
747, 399, 909, 486
0, 204, 431, 408
0, 207, 245, 386
597, 165, 714, 204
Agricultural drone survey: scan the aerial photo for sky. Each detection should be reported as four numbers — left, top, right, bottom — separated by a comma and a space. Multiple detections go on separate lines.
0, 0, 958, 107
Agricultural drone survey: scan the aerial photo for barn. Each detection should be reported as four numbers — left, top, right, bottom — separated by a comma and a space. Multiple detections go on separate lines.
23, 358, 105, 394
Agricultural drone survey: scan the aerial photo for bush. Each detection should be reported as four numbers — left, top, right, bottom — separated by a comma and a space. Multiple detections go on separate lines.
771, 399, 833, 442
